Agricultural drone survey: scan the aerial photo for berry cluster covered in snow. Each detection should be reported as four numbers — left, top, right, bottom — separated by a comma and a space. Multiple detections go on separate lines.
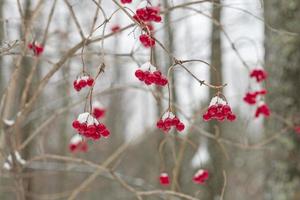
69, 134, 88, 153
203, 96, 236, 122
244, 68, 270, 118
73, 75, 94, 92
156, 111, 185, 133
72, 112, 110, 140
135, 62, 168, 86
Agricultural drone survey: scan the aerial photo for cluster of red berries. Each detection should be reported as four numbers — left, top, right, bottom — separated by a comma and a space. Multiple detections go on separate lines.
159, 169, 209, 186
244, 68, 270, 118
72, 113, 110, 140
120, 0, 132, 4
133, 6, 162, 23
255, 103, 270, 118
203, 96, 236, 122
193, 169, 209, 185
28, 42, 44, 56
133, 6, 161, 48
243, 89, 267, 105
250, 69, 267, 82
73, 75, 94, 92
69, 134, 88, 153
156, 112, 185, 133
135, 70, 168, 86
139, 34, 155, 48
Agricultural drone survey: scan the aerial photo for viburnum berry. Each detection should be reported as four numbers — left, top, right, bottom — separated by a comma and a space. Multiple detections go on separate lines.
250, 69, 267, 82
120, 0, 132, 4
193, 169, 209, 185
28, 42, 44, 56
73, 75, 94, 92
139, 34, 155, 48
135, 62, 168, 86
243, 89, 267, 105
111, 25, 121, 33
69, 134, 88, 153
72, 112, 110, 140
159, 173, 170, 186
255, 103, 270, 118
92, 102, 106, 119
203, 96, 236, 122
156, 111, 185, 133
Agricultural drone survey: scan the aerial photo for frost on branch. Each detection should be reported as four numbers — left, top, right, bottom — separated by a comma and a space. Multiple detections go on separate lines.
3, 151, 26, 170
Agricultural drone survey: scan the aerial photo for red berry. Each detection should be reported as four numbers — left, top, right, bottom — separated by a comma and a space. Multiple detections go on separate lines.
93, 108, 106, 119
203, 113, 211, 121
159, 173, 170, 186
87, 77, 94, 86
164, 118, 172, 128
101, 129, 110, 138
72, 120, 80, 129
171, 117, 180, 126
176, 122, 185, 132
227, 113, 236, 121
157, 119, 164, 129
79, 79, 87, 88
135, 69, 145, 80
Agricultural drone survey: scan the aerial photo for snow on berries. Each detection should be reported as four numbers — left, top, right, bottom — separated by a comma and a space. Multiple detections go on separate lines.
159, 173, 170, 186
243, 89, 267, 105
72, 112, 110, 140
156, 111, 185, 133
203, 96, 236, 122
28, 42, 44, 56
69, 134, 88, 153
135, 62, 168, 86
73, 74, 94, 92
193, 169, 209, 185
255, 103, 270, 118
250, 69, 267, 82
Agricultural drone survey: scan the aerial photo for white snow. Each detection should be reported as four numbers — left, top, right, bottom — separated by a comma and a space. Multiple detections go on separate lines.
3, 151, 26, 171
77, 112, 99, 125
70, 134, 83, 145
3, 119, 15, 126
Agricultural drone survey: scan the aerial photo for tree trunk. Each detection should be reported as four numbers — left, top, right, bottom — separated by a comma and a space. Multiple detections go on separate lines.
206, 0, 224, 199
264, 0, 300, 199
